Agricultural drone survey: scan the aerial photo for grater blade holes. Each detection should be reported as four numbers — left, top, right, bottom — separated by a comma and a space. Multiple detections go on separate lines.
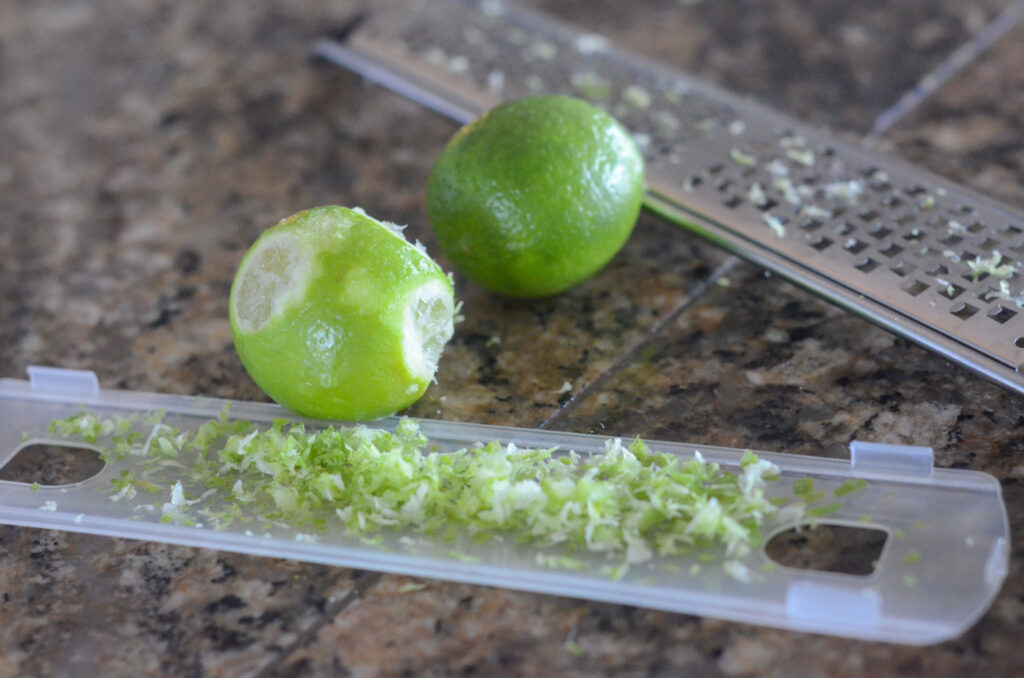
939, 283, 965, 300
990, 306, 1017, 324
890, 260, 916, 277
977, 286, 1000, 302
835, 221, 855, 236
951, 303, 979, 320
879, 243, 904, 258
854, 257, 879, 273
810, 236, 833, 251
903, 279, 929, 297
844, 238, 868, 254
869, 224, 892, 239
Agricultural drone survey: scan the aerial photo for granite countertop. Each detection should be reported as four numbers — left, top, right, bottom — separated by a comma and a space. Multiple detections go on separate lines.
1, 0, 1023, 675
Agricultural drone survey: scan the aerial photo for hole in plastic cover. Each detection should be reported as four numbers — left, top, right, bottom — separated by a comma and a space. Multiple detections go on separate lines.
0, 442, 105, 486
765, 523, 888, 576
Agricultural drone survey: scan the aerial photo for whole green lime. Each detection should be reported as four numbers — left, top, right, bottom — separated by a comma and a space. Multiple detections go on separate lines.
426, 95, 645, 298
229, 206, 455, 421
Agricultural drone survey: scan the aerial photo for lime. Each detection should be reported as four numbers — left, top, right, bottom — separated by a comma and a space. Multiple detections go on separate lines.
426, 95, 644, 298
229, 206, 455, 421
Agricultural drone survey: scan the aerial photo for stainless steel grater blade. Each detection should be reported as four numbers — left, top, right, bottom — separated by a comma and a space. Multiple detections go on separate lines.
314, 0, 1024, 396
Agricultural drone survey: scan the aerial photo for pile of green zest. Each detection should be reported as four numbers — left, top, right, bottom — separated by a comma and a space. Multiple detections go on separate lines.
49, 411, 782, 578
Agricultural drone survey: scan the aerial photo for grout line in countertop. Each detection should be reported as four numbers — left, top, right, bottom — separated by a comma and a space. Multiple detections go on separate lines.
250, 571, 382, 678
864, 0, 1024, 142
536, 256, 743, 431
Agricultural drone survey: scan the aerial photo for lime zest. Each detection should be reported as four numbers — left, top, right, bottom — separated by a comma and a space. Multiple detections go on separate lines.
729, 148, 757, 167
763, 213, 787, 238
536, 554, 588, 571
622, 85, 651, 109
398, 582, 428, 594
834, 478, 868, 498
792, 478, 815, 496
965, 251, 1014, 282
806, 503, 841, 518
51, 410, 786, 582
723, 560, 753, 583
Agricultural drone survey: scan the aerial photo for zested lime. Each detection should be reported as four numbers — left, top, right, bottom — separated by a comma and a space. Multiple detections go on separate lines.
229, 206, 455, 421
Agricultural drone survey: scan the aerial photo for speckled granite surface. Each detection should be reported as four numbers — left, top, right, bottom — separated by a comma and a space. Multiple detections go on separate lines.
1, 1, 1023, 676
887, 21, 1024, 210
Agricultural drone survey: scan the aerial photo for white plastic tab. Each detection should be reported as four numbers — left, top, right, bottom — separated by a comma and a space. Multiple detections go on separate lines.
849, 441, 933, 477
985, 537, 1009, 587
786, 581, 881, 628
27, 366, 99, 396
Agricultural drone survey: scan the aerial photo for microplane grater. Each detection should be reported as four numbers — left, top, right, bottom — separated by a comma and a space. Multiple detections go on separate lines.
313, 0, 1024, 396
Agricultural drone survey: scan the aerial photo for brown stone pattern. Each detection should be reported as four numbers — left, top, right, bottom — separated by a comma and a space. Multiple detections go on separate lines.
888, 23, 1024, 211
524, 0, 1012, 133
0, 528, 368, 677
1, 0, 1023, 676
